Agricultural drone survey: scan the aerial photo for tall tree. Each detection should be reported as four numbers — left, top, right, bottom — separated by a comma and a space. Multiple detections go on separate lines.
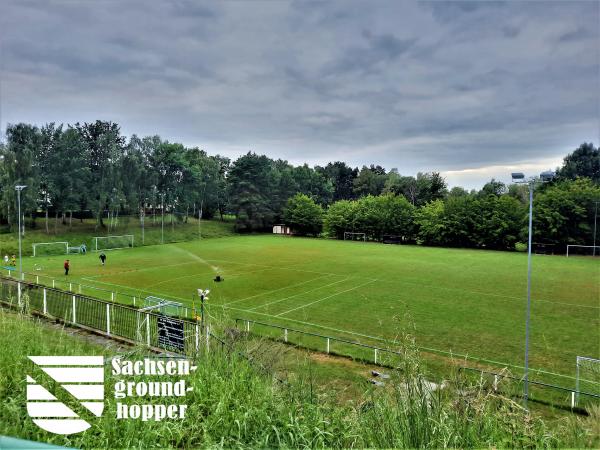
76, 121, 125, 229
557, 143, 599, 183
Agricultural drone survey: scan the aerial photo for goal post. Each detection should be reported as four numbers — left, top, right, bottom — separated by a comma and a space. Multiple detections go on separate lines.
32, 242, 69, 257
576, 356, 600, 402
344, 232, 366, 242
566, 245, 600, 257
93, 235, 134, 251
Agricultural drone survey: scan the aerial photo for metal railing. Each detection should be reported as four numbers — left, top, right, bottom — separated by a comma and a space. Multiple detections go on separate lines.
0, 276, 210, 356
459, 366, 600, 409
235, 318, 403, 365
5, 270, 185, 314
236, 318, 600, 412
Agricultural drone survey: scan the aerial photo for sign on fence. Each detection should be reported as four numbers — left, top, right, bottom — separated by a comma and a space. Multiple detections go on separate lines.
157, 315, 185, 352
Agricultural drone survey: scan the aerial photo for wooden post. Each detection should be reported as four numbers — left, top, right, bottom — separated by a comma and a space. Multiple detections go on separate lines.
43, 288, 47, 315
374, 348, 378, 365
284, 329, 288, 342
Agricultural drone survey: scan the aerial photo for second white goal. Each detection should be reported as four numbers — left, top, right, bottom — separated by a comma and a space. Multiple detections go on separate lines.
93, 235, 134, 251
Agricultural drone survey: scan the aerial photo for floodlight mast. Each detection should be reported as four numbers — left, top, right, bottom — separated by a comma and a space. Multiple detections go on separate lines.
510, 170, 555, 410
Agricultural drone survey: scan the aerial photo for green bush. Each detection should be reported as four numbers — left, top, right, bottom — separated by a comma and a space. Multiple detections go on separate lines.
515, 242, 528, 252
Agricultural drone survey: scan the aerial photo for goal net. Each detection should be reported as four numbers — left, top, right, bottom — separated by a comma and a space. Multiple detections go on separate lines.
32, 242, 69, 257
344, 232, 366, 242
566, 245, 600, 257
576, 356, 600, 400
141, 296, 189, 318
93, 235, 134, 251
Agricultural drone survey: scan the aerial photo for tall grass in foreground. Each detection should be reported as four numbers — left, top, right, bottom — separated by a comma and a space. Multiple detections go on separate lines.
0, 309, 597, 448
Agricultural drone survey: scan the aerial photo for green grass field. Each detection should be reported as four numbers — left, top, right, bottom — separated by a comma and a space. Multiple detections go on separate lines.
18, 235, 600, 394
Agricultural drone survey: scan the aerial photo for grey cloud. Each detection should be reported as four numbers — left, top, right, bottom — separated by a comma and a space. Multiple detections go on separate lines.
558, 27, 593, 42
0, 0, 598, 189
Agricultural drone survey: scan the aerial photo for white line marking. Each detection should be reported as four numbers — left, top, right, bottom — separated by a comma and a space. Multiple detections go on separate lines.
248, 277, 349, 311
222, 274, 334, 307
275, 279, 377, 317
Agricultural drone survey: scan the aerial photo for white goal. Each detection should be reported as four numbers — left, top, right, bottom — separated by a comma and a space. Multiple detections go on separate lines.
576, 356, 600, 402
32, 242, 69, 257
93, 235, 134, 251
566, 245, 600, 257
141, 296, 189, 317
344, 232, 366, 242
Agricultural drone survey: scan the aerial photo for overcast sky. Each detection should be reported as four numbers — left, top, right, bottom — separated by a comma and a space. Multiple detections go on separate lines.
1, 0, 598, 189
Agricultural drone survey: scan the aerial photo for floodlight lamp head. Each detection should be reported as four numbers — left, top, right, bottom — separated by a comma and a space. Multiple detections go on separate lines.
15, 185, 27, 191
539, 170, 555, 182
511, 172, 525, 181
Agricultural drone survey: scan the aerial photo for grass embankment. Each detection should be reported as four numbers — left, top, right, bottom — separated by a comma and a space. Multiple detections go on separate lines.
0, 215, 235, 257
1, 308, 598, 448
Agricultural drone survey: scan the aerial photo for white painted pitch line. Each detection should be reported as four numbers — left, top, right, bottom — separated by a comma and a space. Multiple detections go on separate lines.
275, 279, 377, 317
222, 274, 334, 307
247, 277, 350, 311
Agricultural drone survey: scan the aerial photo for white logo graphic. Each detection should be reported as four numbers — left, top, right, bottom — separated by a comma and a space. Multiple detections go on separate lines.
27, 356, 104, 435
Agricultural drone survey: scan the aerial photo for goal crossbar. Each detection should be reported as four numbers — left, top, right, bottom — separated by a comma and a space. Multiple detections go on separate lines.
32, 242, 69, 257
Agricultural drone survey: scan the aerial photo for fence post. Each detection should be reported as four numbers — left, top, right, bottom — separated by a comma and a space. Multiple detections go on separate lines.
374, 348, 378, 365
146, 313, 151, 346
17, 282, 22, 307
284, 329, 288, 342
326, 338, 330, 354
111, 292, 115, 302
72, 295, 76, 323
206, 326, 210, 353
133, 296, 136, 307
43, 288, 47, 315
21, 272, 24, 281
36, 275, 39, 284
246, 320, 250, 332
571, 391, 575, 409
106, 304, 111, 335
78, 284, 82, 294
52, 279, 55, 288
195, 322, 199, 353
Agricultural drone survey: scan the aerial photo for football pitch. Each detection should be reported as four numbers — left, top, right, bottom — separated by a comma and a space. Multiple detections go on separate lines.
20, 235, 599, 389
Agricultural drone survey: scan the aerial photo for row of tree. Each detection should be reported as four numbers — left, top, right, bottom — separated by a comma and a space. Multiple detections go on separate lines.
0, 121, 229, 231
284, 176, 600, 251
0, 121, 598, 252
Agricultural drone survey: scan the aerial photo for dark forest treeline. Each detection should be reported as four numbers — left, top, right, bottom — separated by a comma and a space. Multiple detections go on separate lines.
0, 121, 598, 251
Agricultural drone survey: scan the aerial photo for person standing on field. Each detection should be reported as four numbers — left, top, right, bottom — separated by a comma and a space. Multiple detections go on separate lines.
3, 255, 8, 265
99, 253, 106, 266
64, 259, 70, 276
10, 255, 16, 266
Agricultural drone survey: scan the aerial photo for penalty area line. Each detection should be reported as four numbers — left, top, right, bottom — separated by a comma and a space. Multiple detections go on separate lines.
275, 279, 377, 317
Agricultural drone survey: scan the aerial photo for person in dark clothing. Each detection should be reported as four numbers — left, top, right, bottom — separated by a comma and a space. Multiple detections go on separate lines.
99, 253, 106, 266
64, 260, 70, 276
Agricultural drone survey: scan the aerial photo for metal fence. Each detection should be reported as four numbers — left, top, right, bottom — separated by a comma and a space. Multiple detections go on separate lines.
0, 276, 207, 356
459, 367, 600, 410
235, 318, 404, 366
236, 318, 600, 411
4, 270, 187, 315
